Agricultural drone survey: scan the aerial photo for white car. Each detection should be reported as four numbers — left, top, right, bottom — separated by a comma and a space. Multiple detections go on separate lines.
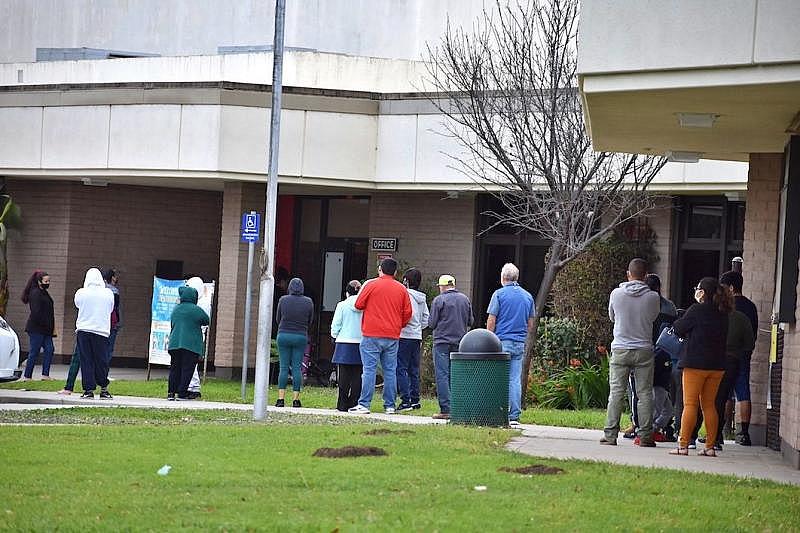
0, 315, 20, 382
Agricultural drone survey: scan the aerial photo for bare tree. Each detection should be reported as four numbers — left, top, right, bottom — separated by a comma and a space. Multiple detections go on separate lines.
424, 0, 666, 404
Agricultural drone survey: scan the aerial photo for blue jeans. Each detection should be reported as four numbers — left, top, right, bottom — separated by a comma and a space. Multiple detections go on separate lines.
396, 338, 421, 405
24, 333, 54, 378
433, 343, 457, 414
502, 340, 525, 421
106, 327, 119, 364
357, 336, 398, 410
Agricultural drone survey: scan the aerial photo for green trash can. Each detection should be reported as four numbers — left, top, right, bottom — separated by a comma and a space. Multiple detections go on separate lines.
450, 328, 510, 427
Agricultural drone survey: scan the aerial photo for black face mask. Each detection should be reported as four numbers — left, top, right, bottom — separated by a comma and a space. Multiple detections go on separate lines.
40, 283, 50, 290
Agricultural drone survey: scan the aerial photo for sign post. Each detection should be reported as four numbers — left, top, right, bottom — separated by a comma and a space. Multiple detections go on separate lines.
241, 211, 260, 401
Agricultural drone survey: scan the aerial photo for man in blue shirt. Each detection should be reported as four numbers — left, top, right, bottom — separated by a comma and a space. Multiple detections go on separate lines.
486, 263, 535, 426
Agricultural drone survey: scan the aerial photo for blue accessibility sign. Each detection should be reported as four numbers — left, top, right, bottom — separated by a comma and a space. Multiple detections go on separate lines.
241, 211, 261, 243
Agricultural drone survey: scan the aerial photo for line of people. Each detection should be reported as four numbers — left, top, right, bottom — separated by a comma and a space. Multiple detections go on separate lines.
602, 258, 758, 456
274, 258, 535, 425
21, 268, 122, 399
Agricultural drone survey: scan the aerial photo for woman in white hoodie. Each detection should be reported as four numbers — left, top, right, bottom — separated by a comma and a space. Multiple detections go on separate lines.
396, 268, 430, 412
74, 268, 115, 399
330, 280, 363, 411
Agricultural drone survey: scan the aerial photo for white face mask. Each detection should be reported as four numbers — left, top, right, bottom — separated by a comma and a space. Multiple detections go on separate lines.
694, 287, 704, 304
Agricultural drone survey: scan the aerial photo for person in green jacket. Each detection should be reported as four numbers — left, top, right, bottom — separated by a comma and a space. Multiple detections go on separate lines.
167, 286, 210, 400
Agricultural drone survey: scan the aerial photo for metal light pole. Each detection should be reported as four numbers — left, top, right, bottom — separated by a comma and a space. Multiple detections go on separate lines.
253, 0, 286, 421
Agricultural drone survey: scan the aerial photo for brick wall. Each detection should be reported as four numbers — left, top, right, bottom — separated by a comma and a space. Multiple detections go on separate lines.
742, 154, 782, 445
7, 179, 222, 365
5, 180, 72, 354
213, 181, 266, 374
368, 192, 476, 298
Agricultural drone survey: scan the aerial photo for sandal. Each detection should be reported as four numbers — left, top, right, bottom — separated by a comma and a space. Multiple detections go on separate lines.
669, 447, 689, 456
698, 448, 717, 457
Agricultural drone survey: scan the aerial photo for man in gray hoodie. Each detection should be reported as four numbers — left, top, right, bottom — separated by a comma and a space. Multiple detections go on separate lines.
600, 258, 660, 446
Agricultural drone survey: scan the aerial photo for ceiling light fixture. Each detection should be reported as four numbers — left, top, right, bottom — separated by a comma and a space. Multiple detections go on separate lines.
665, 151, 701, 163
81, 177, 109, 187
677, 113, 719, 128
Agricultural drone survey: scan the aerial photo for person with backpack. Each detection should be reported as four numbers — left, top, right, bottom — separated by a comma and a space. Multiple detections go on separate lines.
167, 285, 210, 400
21, 270, 55, 381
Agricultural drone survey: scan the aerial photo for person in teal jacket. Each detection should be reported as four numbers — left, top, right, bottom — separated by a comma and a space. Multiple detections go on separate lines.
167, 286, 209, 400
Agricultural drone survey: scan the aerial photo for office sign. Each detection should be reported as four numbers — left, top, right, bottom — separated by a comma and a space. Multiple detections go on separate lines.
370, 237, 397, 252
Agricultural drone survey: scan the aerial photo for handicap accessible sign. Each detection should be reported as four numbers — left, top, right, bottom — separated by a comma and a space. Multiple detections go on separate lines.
241, 211, 261, 243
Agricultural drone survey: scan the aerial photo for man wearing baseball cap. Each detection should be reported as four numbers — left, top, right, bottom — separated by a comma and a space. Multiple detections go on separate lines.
428, 274, 473, 419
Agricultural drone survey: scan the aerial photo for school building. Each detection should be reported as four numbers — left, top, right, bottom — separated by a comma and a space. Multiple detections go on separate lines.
579, 0, 800, 465
1, 3, 749, 392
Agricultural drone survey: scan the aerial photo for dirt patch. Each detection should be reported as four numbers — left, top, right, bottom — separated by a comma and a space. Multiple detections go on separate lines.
313, 446, 388, 458
499, 464, 564, 475
363, 428, 415, 436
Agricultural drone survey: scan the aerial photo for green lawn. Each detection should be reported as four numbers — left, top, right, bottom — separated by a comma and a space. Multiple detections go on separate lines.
0, 408, 797, 531
1, 378, 608, 429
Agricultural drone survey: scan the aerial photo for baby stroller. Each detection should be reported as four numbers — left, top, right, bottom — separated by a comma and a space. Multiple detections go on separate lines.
301, 343, 336, 387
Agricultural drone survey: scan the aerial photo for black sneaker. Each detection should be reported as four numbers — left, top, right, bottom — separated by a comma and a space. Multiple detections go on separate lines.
186, 391, 201, 400
713, 443, 723, 451
275, 399, 285, 407
622, 430, 636, 439
397, 402, 414, 412
80, 391, 94, 399
736, 433, 752, 446
176, 395, 190, 401
99, 390, 113, 400
167, 393, 176, 401
411, 402, 421, 410
292, 400, 302, 408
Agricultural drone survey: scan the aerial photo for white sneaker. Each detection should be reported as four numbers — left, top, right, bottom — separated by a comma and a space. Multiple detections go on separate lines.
348, 405, 370, 414
385, 407, 396, 415
509, 420, 521, 427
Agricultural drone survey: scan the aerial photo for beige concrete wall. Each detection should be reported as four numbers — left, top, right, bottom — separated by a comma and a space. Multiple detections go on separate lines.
7, 179, 222, 365
367, 192, 476, 299
741, 154, 782, 445
648, 197, 674, 298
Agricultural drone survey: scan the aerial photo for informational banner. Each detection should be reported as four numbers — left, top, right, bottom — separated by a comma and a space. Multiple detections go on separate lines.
148, 277, 215, 366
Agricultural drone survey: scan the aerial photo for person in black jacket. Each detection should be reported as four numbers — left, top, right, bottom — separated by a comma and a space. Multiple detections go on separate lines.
669, 276, 733, 457
21, 270, 56, 380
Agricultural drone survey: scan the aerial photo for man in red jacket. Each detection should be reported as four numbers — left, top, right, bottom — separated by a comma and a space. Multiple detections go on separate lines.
348, 258, 412, 414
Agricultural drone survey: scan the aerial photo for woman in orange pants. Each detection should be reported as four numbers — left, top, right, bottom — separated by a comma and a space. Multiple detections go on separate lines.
669, 277, 733, 457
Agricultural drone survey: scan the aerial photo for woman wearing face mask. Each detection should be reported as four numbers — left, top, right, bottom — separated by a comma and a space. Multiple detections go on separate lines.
669, 277, 734, 457
21, 270, 55, 381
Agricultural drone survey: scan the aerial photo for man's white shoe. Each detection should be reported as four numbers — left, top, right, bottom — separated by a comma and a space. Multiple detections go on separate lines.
385, 407, 396, 415
348, 405, 370, 414
509, 420, 521, 427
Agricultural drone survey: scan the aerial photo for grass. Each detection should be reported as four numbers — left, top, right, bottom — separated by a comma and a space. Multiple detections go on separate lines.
0, 409, 798, 531
1, 378, 608, 429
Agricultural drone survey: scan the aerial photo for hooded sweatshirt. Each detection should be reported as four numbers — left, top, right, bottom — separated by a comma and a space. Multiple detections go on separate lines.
608, 280, 661, 350
400, 288, 429, 340
168, 286, 210, 356
74, 268, 115, 337
276, 278, 314, 336
331, 294, 363, 344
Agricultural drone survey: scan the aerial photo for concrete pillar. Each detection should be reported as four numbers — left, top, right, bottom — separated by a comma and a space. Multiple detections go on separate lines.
213, 181, 266, 378
742, 153, 783, 446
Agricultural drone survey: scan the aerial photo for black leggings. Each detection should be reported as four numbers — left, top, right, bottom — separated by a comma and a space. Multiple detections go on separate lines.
337, 364, 362, 411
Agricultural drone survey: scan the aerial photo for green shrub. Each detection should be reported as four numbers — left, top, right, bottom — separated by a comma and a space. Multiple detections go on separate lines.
533, 358, 609, 410
533, 317, 591, 374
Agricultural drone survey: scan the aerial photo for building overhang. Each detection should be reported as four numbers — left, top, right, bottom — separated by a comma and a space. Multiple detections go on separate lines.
580, 63, 800, 162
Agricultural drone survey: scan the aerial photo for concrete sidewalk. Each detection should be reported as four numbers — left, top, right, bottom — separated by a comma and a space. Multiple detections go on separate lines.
2, 387, 798, 486
507, 425, 800, 486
